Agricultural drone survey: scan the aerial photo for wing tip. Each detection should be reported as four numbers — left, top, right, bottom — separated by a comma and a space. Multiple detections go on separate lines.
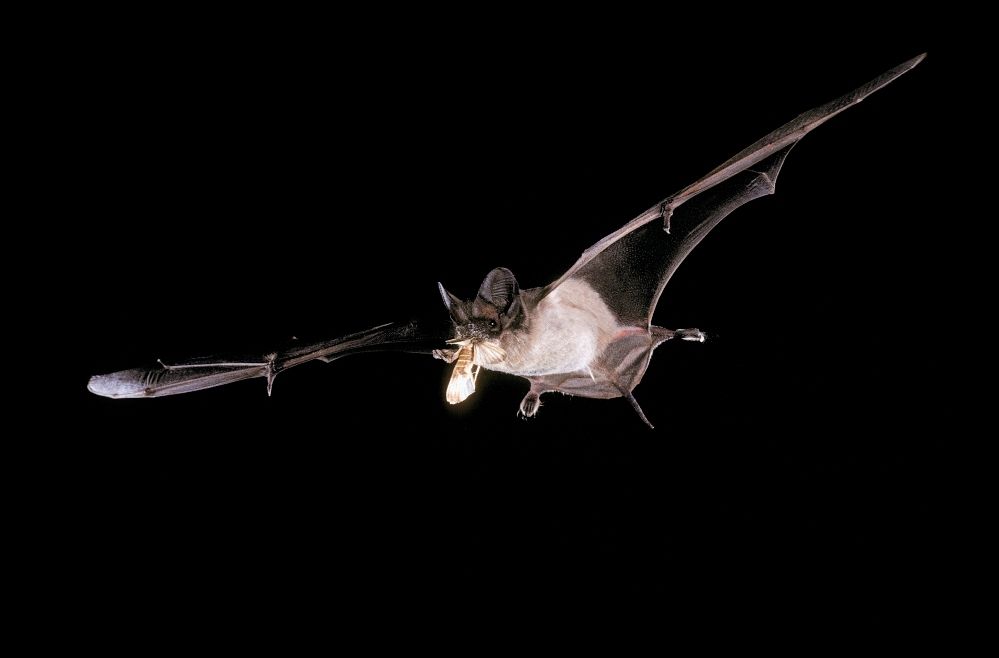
87, 370, 149, 399
87, 373, 121, 398
885, 52, 927, 83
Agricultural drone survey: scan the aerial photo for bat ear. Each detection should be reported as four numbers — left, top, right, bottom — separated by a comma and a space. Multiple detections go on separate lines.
477, 267, 521, 321
438, 282, 468, 324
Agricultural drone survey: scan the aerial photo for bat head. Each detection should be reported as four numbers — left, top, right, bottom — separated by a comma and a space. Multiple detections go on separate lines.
438, 267, 524, 342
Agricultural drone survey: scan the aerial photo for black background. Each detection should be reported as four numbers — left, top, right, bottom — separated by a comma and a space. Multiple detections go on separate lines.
58, 18, 962, 625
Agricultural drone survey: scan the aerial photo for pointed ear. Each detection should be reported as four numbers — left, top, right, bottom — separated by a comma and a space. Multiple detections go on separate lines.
438, 282, 468, 324
477, 267, 521, 317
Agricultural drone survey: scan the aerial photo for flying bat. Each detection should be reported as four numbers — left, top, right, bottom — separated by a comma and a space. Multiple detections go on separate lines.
88, 54, 925, 428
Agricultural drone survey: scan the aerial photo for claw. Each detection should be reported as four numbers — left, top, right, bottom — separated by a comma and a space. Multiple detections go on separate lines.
659, 200, 673, 234
265, 353, 278, 396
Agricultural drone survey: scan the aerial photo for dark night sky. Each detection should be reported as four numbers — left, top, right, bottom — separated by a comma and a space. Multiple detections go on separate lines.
58, 21, 963, 625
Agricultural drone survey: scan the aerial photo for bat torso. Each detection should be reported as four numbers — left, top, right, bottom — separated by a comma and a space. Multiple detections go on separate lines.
478, 279, 624, 377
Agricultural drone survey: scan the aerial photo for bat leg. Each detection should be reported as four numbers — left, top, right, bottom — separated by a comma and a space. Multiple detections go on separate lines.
652, 326, 705, 348
518, 380, 552, 418
651, 327, 675, 344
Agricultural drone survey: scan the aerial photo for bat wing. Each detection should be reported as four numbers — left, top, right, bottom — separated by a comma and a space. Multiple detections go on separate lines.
538, 54, 925, 327
87, 321, 444, 399
520, 55, 924, 426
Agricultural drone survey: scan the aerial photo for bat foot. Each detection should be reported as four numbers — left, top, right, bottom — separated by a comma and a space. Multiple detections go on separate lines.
652, 326, 706, 347
518, 391, 541, 418
676, 328, 706, 343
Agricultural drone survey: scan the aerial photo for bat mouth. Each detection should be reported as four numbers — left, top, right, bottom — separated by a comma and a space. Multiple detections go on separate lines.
446, 337, 506, 364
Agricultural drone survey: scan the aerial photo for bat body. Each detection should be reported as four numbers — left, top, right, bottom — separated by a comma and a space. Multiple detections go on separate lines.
89, 55, 925, 428
436, 275, 704, 426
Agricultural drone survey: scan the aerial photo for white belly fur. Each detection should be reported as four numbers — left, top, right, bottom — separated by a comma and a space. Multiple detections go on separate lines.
484, 279, 620, 377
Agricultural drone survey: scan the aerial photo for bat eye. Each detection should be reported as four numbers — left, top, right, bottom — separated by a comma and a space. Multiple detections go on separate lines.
488, 320, 497, 329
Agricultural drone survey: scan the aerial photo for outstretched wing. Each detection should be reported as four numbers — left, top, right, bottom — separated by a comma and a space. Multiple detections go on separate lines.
88, 321, 444, 399
539, 54, 925, 327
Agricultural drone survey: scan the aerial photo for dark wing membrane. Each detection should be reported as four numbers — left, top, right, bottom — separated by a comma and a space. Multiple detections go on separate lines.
575, 146, 792, 326
87, 321, 443, 399
540, 54, 925, 325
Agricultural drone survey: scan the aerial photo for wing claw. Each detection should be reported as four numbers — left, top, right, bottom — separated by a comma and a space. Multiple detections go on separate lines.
659, 200, 674, 233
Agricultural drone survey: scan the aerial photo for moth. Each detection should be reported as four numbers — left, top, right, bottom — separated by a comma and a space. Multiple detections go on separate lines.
88, 55, 924, 428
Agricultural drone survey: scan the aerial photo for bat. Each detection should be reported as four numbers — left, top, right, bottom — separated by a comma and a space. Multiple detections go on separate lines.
88, 54, 925, 428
